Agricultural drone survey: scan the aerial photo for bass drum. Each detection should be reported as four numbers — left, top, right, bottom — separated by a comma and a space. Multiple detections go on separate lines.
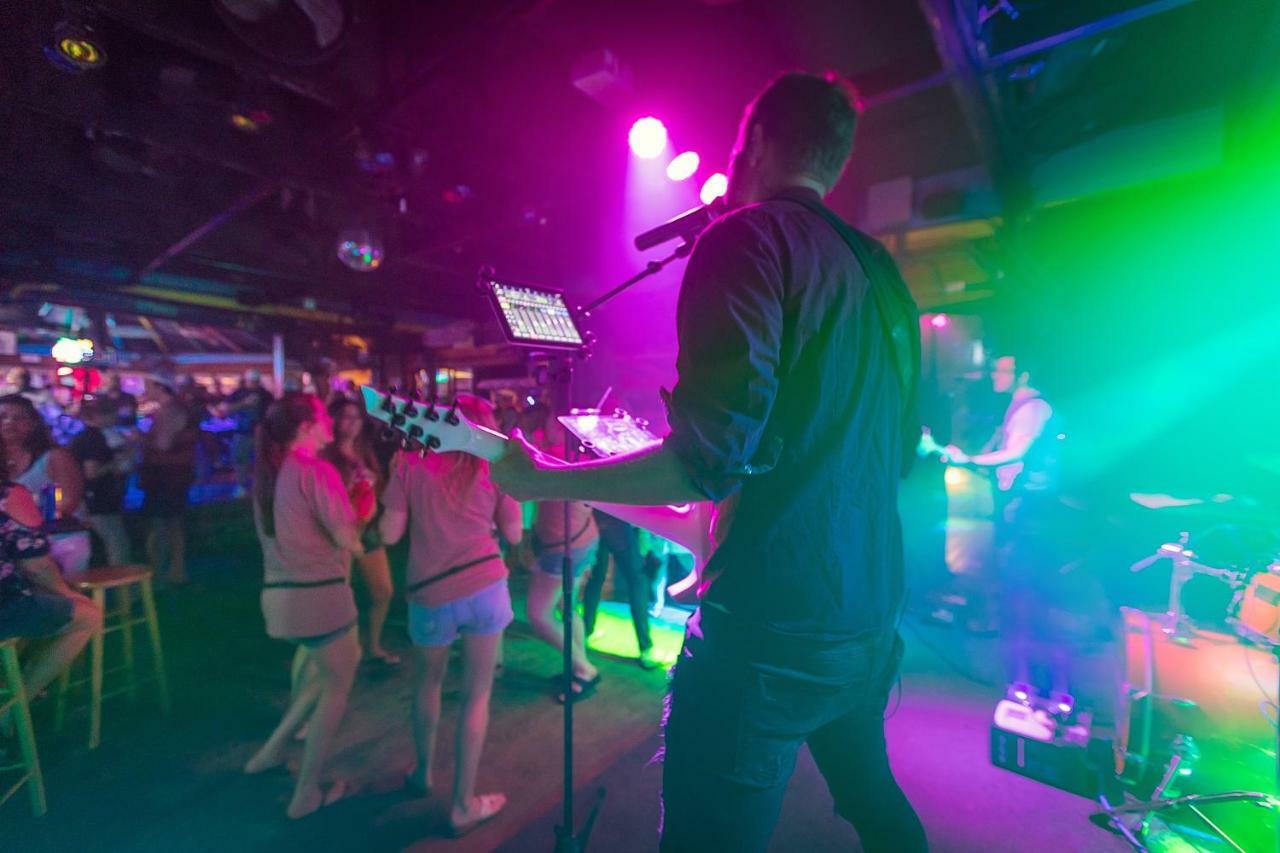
1114, 608, 1278, 785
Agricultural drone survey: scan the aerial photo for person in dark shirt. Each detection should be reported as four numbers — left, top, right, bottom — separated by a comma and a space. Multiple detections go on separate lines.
226, 369, 273, 493
491, 72, 926, 852
103, 372, 139, 428
70, 397, 132, 565
141, 376, 198, 585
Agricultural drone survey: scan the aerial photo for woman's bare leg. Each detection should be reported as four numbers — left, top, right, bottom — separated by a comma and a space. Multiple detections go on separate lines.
526, 570, 596, 682
245, 647, 322, 774
409, 644, 450, 794
22, 594, 101, 697
356, 548, 396, 662
289, 628, 361, 818
452, 630, 505, 824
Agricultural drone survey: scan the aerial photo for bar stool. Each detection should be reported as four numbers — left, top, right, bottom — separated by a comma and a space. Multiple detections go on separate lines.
0, 638, 46, 816
55, 565, 170, 749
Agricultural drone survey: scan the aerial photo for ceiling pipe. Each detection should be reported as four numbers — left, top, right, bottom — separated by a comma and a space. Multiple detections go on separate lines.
867, 0, 1202, 110
89, 1, 343, 109
138, 181, 281, 278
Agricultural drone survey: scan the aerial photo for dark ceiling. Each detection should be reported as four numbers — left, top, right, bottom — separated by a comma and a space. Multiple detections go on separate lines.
0, 0, 1273, 333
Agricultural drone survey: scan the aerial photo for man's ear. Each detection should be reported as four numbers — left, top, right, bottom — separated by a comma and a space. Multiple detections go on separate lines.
746, 122, 767, 168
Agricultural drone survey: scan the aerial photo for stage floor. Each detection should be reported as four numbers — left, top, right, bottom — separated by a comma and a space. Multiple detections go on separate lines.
5, 528, 1263, 851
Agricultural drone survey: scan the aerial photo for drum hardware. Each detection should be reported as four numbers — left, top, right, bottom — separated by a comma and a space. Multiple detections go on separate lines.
1102, 596, 1280, 851
1102, 675, 1279, 853
1237, 563, 1280, 643
1095, 787, 1278, 853
1128, 533, 1249, 633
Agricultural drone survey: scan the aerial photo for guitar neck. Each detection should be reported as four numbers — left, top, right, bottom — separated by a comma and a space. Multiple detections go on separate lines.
361, 384, 713, 565
452, 425, 508, 464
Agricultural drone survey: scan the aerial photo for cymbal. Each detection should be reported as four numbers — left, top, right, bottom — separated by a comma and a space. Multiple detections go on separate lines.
1128, 492, 1276, 524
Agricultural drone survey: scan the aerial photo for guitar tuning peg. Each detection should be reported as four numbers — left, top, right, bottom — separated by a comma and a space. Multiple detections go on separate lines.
424, 400, 439, 422
426, 435, 442, 451
388, 384, 399, 396
402, 399, 418, 417
379, 393, 395, 414
444, 399, 460, 426
399, 436, 410, 451
391, 413, 407, 427
407, 425, 424, 439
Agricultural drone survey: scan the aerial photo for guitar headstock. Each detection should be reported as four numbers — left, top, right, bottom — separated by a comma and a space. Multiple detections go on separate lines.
360, 385, 477, 455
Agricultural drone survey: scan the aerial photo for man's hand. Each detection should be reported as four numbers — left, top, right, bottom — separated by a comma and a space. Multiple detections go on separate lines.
489, 429, 548, 500
943, 445, 970, 465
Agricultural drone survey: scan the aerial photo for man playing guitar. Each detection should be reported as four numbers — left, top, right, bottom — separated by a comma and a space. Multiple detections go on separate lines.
491, 72, 927, 852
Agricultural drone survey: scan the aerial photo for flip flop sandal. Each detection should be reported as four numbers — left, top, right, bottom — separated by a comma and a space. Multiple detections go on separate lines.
448, 793, 506, 838
556, 673, 601, 704
287, 778, 349, 820
322, 778, 350, 807
364, 653, 402, 667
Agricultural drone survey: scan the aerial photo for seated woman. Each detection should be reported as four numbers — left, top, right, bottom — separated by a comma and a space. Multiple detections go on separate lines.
0, 394, 89, 575
0, 478, 101, 699
242, 393, 369, 819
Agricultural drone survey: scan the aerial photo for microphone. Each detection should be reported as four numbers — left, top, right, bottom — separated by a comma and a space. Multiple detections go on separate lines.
634, 201, 723, 251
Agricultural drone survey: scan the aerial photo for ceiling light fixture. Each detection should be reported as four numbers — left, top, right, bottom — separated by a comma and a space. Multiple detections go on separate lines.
628, 117, 668, 159
229, 109, 273, 133
45, 19, 108, 73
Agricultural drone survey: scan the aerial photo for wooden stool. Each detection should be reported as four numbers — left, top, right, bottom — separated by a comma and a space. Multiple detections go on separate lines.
55, 566, 170, 749
0, 638, 46, 816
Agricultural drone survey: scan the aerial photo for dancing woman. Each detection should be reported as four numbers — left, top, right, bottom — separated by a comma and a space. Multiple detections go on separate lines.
244, 393, 368, 819
323, 397, 398, 665
380, 394, 520, 836
527, 413, 600, 702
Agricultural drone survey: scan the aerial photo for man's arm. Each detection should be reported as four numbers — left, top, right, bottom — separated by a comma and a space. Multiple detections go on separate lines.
947, 399, 1051, 467
491, 437, 704, 505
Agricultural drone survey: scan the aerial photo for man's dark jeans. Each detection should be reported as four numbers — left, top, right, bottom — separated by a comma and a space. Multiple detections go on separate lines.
583, 513, 652, 652
660, 607, 927, 852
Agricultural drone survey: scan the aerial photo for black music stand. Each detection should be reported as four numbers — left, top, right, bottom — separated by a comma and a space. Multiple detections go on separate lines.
479, 269, 604, 853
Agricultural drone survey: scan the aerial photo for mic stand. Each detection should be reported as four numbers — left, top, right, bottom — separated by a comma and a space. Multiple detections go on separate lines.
545, 239, 692, 849
544, 353, 607, 853
580, 238, 694, 315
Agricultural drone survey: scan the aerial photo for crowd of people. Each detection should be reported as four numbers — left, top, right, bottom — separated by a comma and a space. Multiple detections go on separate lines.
239, 386, 677, 827
0, 360, 673, 833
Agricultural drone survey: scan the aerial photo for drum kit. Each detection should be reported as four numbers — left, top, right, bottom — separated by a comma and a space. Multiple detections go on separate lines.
1098, 509, 1280, 851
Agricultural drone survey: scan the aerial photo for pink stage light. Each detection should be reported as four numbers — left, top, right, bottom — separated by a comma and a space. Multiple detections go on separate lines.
930, 313, 950, 329
699, 172, 727, 205
666, 151, 700, 181
628, 117, 668, 159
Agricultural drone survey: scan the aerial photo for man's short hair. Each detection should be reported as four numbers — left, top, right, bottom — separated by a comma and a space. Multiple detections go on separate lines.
745, 71, 861, 188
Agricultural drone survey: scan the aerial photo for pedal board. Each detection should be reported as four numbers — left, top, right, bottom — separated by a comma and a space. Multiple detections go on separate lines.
990, 699, 1106, 799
